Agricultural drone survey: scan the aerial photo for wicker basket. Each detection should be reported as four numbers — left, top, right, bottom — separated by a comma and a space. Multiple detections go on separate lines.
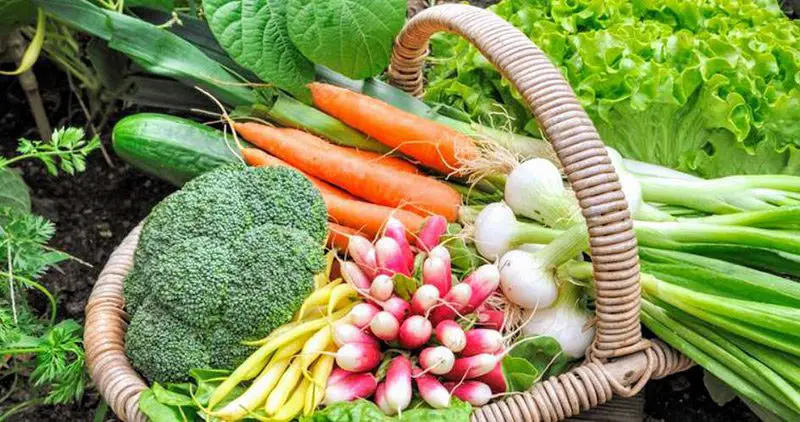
85, 4, 696, 422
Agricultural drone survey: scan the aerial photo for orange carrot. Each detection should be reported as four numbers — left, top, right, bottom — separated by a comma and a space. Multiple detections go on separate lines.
327, 223, 360, 251
347, 149, 419, 174
242, 147, 427, 236
308, 82, 481, 175
235, 123, 461, 221
242, 147, 358, 201
325, 194, 425, 240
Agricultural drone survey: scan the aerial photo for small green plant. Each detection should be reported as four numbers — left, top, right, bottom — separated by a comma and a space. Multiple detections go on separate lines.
0, 127, 99, 420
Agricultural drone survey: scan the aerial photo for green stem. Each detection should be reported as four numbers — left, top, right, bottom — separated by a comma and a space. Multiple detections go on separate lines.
509, 221, 560, 248
639, 175, 800, 215
641, 301, 800, 421
635, 221, 800, 256
0, 272, 57, 325
688, 207, 800, 229
725, 334, 800, 390
535, 224, 589, 268
0, 149, 80, 170
640, 274, 800, 334
635, 203, 676, 221
676, 313, 800, 412
0, 398, 44, 422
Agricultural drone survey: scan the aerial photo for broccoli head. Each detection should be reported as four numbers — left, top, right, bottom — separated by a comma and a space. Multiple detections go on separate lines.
124, 165, 328, 383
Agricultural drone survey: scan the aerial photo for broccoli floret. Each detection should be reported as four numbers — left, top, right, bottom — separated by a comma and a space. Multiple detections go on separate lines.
124, 165, 327, 383
126, 300, 210, 383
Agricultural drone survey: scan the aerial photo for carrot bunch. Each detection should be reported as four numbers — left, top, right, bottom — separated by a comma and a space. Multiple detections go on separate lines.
235, 83, 489, 249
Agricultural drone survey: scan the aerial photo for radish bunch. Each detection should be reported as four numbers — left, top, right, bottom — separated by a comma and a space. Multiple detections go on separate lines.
324, 216, 507, 413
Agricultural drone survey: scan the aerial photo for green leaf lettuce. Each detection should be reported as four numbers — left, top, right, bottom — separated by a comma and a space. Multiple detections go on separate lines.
426, 0, 800, 178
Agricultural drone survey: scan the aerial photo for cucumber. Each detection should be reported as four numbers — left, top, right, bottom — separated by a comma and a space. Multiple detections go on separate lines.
112, 113, 243, 186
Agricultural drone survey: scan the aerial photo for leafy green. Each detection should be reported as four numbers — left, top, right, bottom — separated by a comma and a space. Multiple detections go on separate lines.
9, 127, 99, 176
0, 0, 35, 30
0, 317, 87, 406
503, 336, 572, 391
301, 398, 472, 422
203, 0, 315, 101
286, 0, 406, 79
392, 273, 419, 301
126, 0, 176, 10
138, 389, 189, 422
426, 0, 800, 178
0, 169, 30, 215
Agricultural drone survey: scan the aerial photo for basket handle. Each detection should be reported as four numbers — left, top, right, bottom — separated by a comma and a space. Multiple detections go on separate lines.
390, 3, 647, 360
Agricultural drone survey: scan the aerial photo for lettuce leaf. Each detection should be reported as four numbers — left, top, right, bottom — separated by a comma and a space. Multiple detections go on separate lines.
302, 398, 472, 422
426, 0, 800, 178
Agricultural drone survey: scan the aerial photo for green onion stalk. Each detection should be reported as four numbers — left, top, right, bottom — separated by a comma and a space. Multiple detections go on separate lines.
557, 254, 800, 421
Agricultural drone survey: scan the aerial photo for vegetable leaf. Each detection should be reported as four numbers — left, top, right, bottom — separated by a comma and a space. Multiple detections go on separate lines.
502, 355, 539, 391
203, 0, 315, 101
301, 398, 472, 422
139, 389, 187, 422
506, 336, 572, 387
0, 0, 35, 30
0, 169, 30, 215
286, 0, 407, 80
426, 0, 800, 178
392, 273, 419, 301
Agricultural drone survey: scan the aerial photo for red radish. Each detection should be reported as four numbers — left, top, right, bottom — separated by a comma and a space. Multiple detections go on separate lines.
419, 346, 455, 375
370, 274, 394, 301
474, 363, 507, 394
348, 235, 378, 279
398, 315, 433, 349
443, 353, 498, 380
341, 261, 371, 291
374, 382, 392, 415
429, 245, 451, 266
476, 307, 505, 330
435, 320, 466, 353
411, 284, 440, 315
382, 296, 411, 322
370, 311, 400, 342
422, 256, 452, 297
445, 381, 492, 406
385, 356, 412, 415
349, 303, 380, 329
429, 283, 472, 325
384, 217, 414, 270
416, 215, 448, 252
323, 372, 378, 405
375, 237, 410, 276
413, 367, 451, 409
333, 323, 379, 347
335, 343, 382, 372
461, 264, 501, 314
327, 367, 352, 387
461, 329, 503, 356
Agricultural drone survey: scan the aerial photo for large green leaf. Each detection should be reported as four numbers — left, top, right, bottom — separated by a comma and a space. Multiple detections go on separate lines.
0, 0, 35, 31
203, 0, 315, 101
0, 168, 31, 215
126, 0, 175, 10
286, 0, 406, 79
